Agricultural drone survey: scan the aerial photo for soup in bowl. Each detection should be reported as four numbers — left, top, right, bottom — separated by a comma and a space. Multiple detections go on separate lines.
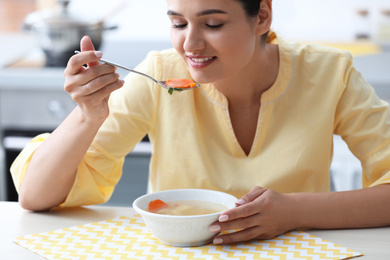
132, 189, 237, 247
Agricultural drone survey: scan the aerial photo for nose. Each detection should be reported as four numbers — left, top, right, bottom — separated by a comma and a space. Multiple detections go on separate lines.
183, 25, 206, 53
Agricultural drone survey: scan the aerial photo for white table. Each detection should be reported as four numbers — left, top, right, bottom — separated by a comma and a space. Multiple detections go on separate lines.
2, 201, 390, 259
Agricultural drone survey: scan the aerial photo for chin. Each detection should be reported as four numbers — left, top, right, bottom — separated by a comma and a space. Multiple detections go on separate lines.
189, 72, 218, 85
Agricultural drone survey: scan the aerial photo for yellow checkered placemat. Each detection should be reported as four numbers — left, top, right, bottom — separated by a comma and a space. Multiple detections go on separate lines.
14, 215, 362, 260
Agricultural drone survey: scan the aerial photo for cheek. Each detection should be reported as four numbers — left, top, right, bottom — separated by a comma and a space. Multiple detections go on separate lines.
170, 30, 185, 53
212, 29, 256, 62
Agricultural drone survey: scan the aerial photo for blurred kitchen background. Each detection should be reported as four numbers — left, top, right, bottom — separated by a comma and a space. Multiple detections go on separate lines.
0, 0, 389, 206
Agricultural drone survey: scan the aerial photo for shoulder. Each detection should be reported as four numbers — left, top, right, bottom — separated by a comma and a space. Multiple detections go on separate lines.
289, 40, 353, 68
276, 36, 359, 99
280, 39, 355, 90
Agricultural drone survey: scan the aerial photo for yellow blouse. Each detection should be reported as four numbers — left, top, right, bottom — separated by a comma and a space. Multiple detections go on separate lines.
11, 36, 390, 207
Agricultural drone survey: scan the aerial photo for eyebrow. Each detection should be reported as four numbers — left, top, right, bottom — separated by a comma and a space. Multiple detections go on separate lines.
167, 9, 227, 17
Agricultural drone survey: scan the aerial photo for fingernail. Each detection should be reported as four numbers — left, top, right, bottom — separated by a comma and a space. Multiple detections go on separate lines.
219, 215, 228, 222
213, 238, 223, 244
94, 51, 103, 58
120, 79, 125, 84
210, 225, 221, 232
236, 199, 245, 205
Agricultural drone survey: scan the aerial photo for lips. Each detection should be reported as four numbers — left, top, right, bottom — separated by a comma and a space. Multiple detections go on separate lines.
187, 55, 216, 69
190, 57, 214, 63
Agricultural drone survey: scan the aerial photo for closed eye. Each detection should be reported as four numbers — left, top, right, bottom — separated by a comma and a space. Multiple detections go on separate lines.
207, 24, 224, 29
172, 23, 224, 30
172, 23, 187, 29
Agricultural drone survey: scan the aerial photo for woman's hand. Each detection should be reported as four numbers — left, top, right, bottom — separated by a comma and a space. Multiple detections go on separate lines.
64, 35, 124, 123
210, 186, 298, 244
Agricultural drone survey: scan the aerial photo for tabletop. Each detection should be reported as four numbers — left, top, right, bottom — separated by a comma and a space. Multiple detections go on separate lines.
1, 201, 390, 259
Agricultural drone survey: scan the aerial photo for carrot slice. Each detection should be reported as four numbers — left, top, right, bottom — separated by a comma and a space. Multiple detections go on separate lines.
148, 199, 168, 211
166, 79, 197, 89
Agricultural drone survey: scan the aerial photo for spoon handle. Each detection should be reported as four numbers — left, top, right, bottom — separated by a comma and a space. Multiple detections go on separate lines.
100, 58, 160, 84
74, 51, 159, 84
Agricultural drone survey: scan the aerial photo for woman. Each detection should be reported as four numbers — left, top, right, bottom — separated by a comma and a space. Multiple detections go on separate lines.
12, 0, 390, 245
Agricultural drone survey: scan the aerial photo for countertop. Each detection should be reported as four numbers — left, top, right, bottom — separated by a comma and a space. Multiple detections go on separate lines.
2, 201, 390, 259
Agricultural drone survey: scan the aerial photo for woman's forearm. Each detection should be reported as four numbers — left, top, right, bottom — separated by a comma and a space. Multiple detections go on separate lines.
290, 184, 390, 230
18, 107, 105, 211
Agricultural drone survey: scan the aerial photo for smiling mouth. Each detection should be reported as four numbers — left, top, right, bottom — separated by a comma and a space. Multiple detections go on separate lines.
189, 57, 216, 63
187, 56, 217, 69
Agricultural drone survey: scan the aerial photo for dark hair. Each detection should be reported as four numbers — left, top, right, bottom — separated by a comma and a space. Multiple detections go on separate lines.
235, 0, 262, 17
234, 0, 271, 43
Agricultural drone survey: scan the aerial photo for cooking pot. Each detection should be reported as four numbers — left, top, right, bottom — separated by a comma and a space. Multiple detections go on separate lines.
23, 0, 116, 67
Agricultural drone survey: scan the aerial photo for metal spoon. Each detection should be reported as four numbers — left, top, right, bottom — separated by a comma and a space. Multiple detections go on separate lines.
74, 51, 200, 94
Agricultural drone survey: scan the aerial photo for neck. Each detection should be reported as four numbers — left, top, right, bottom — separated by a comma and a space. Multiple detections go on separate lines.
214, 43, 279, 106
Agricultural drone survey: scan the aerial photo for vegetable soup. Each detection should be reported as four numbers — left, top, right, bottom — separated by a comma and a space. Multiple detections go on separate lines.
147, 199, 227, 216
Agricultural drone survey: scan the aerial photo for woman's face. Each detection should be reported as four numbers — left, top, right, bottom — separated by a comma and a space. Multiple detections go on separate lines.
167, 0, 260, 84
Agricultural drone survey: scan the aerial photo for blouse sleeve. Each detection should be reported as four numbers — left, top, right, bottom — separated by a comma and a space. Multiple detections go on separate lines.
10, 133, 49, 195
10, 133, 125, 207
10, 51, 161, 207
334, 54, 390, 188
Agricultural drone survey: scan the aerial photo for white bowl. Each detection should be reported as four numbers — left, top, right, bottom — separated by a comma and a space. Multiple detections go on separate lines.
132, 189, 237, 247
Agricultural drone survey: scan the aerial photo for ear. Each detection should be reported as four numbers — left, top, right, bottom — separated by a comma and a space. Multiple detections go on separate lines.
255, 0, 273, 36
